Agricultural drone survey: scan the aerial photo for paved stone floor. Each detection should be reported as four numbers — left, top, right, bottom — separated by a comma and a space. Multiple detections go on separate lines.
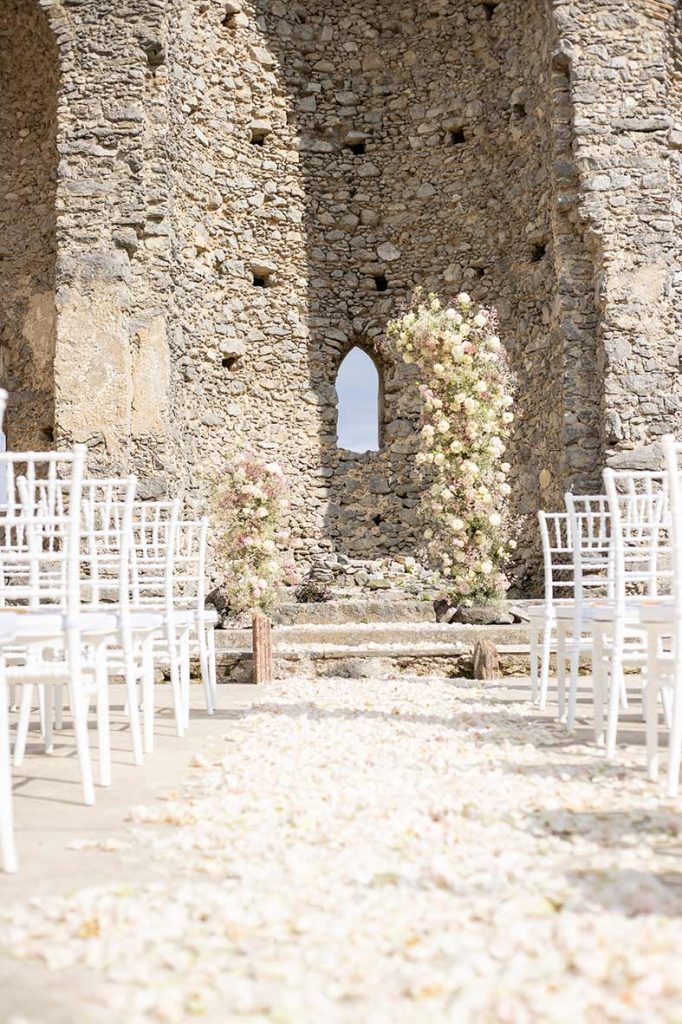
1, 677, 682, 1023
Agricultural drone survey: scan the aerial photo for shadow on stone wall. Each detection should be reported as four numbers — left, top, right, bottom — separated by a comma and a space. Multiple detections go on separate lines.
0, 0, 58, 450
256, 0, 566, 575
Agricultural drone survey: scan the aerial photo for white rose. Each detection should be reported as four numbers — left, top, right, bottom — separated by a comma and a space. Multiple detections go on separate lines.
475, 380, 487, 394
503, 411, 514, 423
488, 335, 501, 351
457, 292, 471, 306
473, 312, 487, 328
434, 452, 445, 466
437, 418, 450, 434
489, 512, 502, 527
481, 560, 493, 575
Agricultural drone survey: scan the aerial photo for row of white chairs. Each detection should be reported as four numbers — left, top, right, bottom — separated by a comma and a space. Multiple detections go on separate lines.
529, 438, 682, 797
0, 391, 218, 873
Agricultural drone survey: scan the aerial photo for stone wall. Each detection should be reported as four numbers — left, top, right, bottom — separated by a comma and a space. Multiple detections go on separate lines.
159, 0, 564, 574
0, 0, 58, 450
1, 0, 681, 590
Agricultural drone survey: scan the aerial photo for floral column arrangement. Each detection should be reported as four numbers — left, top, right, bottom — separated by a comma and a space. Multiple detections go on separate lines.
211, 459, 293, 681
386, 291, 516, 609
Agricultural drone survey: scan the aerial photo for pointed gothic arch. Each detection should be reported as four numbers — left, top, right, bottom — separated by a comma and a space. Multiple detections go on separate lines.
335, 345, 383, 452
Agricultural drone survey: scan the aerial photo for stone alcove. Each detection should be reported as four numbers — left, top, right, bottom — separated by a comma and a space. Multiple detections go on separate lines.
0, 0, 58, 451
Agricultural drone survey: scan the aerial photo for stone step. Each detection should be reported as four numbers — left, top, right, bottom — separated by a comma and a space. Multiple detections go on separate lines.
272, 597, 438, 625
214, 620, 542, 682
270, 597, 539, 626
217, 621, 531, 651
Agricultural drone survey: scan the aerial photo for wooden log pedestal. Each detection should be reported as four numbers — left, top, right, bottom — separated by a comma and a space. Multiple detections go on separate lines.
472, 638, 500, 680
252, 611, 273, 684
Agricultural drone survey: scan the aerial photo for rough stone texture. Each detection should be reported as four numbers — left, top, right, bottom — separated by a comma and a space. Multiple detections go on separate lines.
0, 0, 58, 450
1, 0, 681, 587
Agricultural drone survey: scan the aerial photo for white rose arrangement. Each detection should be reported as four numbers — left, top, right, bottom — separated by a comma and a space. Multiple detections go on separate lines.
386, 290, 516, 606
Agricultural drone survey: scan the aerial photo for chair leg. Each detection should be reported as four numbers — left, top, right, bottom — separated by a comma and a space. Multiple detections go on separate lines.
123, 650, 143, 768
667, 671, 682, 797
606, 649, 623, 760
539, 624, 552, 711
555, 625, 566, 718
529, 620, 538, 703
207, 626, 218, 710
168, 645, 185, 738
180, 630, 191, 730
197, 626, 214, 716
645, 639, 660, 782
567, 643, 582, 732
0, 679, 18, 873
95, 642, 111, 787
66, 629, 95, 807
54, 684, 64, 730
593, 629, 606, 747
37, 684, 46, 740
142, 636, 155, 754
43, 685, 54, 755
13, 684, 33, 767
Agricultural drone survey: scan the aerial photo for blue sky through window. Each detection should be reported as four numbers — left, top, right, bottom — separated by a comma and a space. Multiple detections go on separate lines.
336, 347, 380, 452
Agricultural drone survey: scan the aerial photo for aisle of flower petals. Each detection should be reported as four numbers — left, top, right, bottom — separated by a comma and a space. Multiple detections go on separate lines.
3, 677, 682, 1023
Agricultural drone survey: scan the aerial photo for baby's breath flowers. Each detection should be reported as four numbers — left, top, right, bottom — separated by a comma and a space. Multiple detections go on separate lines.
386, 290, 516, 606
211, 459, 294, 614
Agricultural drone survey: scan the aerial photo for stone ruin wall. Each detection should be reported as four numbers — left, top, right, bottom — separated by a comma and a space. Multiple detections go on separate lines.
0, 0, 58, 451
164, 0, 562, 577
0, 0, 681, 590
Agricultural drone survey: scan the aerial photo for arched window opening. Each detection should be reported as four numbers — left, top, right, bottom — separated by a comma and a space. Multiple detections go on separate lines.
335, 347, 381, 452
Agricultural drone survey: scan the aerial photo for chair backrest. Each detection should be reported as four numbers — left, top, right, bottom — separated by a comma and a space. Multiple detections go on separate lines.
81, 477, 137, 610
602, 468, 670, 610
565, 493, 613, 610
0, 446, 87, 613
130, 499, 181, 608
173, 517, 209, 613
538, 510, 573, 606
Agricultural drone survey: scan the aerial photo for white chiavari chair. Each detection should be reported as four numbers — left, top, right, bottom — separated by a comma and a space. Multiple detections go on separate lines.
555, 494, 612, 726
638, 438, 682, 794
0, 445, 102, 807
528, 511, 574, 708
592, 469, 670, 758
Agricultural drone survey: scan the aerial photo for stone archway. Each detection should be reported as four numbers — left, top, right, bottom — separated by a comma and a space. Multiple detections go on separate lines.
0, 0, 58, 450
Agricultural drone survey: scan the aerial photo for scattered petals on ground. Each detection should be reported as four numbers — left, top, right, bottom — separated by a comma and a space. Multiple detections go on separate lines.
3, 677, 682, 1023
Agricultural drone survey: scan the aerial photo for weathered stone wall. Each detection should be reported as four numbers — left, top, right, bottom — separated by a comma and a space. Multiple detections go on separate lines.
552, 0, 678, 480
0, 0, 58, 450
160, 0, 563, 574
2, 0, 682, 590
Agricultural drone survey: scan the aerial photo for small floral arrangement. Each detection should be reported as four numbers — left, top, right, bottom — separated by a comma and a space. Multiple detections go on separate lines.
386, 290, 516, 606
211, 459, 294, 615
